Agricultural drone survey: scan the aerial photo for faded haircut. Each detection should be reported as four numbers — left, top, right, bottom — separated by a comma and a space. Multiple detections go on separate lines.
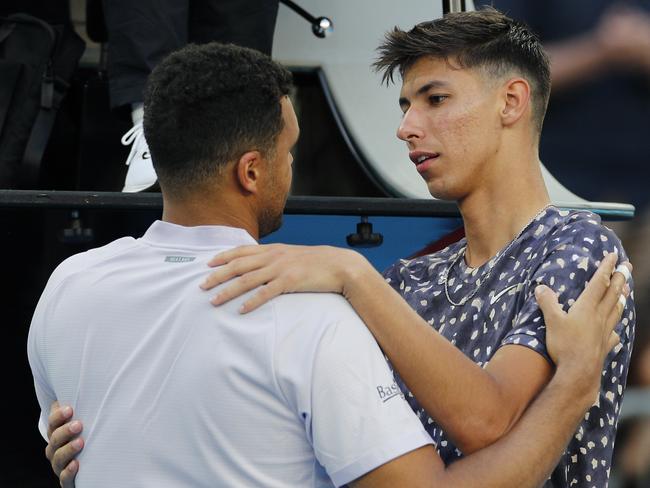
373, 7, 551, 133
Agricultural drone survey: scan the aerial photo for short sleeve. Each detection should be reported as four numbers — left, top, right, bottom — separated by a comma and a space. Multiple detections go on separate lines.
297, 312, 432, 486
27, 297, 57, 442
382, 260, 407, 292
276, 297, 432, 486
501, 218, 631, 365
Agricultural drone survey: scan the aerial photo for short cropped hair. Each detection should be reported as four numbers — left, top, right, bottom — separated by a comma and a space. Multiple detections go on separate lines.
374, 7, 551, 133
143, 42, 293, 195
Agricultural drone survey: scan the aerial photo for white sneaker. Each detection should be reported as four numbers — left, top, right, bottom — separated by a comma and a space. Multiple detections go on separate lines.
121, 122, 157, 192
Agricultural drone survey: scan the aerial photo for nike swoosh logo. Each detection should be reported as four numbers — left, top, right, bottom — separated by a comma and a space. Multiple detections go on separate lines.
490, 284, 519, 305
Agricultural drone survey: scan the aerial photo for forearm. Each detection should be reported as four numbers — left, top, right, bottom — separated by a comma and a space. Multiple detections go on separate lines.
438, 367, 596, 487
342, 260, 514, 453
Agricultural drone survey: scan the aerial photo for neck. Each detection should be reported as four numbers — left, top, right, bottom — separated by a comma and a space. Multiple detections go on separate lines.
459, 155, 550, 267
161, 191, 260, 241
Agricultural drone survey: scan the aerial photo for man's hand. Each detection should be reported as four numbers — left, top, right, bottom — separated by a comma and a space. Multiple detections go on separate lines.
202, 244, 368, 312
45, 401, 83, 488
535, 253, 631, 402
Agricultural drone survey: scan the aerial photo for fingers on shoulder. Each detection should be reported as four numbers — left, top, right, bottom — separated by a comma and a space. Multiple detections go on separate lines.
242, 283, 283, 313
585, 253, 617, 296
602, 260, 632, 317
535, 284, 562, 320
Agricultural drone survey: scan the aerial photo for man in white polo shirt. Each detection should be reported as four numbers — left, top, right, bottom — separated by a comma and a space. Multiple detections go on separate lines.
30, 42, 627, 487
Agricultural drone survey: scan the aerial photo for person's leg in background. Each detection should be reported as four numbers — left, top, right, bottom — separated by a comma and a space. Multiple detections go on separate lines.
103, 0, 280, 192
102, 0, 189, 192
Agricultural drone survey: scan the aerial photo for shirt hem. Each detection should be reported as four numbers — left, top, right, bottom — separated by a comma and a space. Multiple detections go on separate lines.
329, 428, 433, 486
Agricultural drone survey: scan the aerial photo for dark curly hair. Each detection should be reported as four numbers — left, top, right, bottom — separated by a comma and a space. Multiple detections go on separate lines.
143, 42, 293, 196
374, 7, 550, 133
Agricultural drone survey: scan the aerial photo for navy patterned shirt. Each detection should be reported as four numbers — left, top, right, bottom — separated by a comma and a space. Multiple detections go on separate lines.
383, 206, 635, 487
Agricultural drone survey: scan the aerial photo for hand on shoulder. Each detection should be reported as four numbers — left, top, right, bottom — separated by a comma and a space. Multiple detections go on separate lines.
201, 244, 371, 312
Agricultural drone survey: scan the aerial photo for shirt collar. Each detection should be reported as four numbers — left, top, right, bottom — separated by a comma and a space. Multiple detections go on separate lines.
140, 220, 258, 249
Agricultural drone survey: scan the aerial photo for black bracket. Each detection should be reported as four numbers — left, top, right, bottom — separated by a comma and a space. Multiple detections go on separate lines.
346, 216, 383, 248
59, 210, 94, 244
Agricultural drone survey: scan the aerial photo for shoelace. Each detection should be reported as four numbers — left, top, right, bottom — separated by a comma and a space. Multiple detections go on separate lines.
120, 123, 145, 165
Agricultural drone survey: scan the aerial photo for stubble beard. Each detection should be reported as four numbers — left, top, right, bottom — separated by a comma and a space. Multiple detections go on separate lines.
258, 187, 287, 238
258, 209, 284, 238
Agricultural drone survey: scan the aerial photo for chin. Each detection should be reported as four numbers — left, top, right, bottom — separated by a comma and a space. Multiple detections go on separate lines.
425, 176, 468, 201
426, 183, 453, 201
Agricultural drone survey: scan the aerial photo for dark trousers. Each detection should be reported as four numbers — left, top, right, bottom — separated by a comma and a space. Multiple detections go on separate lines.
103, 0, 280, 109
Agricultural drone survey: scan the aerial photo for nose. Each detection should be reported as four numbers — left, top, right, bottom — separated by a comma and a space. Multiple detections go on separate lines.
397, 108, 425, 143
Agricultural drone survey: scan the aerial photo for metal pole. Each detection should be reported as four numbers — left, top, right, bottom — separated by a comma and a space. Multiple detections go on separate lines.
443, 0, 466, 14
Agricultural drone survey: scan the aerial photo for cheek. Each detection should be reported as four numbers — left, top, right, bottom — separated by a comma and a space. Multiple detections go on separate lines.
448, 111, 490, 160
436, 112, 474, 156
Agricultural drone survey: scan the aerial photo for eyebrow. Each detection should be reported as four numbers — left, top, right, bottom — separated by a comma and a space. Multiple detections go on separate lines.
399, 80, 450, 108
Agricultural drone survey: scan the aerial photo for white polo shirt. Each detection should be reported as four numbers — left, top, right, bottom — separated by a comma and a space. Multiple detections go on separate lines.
28, 221, 432, 487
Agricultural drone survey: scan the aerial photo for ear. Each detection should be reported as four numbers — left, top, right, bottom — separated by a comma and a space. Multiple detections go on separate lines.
235, 150, 264, 194
500, 78, 531, 128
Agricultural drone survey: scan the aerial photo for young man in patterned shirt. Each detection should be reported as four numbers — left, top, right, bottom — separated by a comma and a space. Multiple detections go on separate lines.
193, 9, 637, 487
46, 8, 635, 488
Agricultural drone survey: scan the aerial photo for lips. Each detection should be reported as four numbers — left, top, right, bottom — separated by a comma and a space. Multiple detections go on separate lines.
409, 151, 440, 173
